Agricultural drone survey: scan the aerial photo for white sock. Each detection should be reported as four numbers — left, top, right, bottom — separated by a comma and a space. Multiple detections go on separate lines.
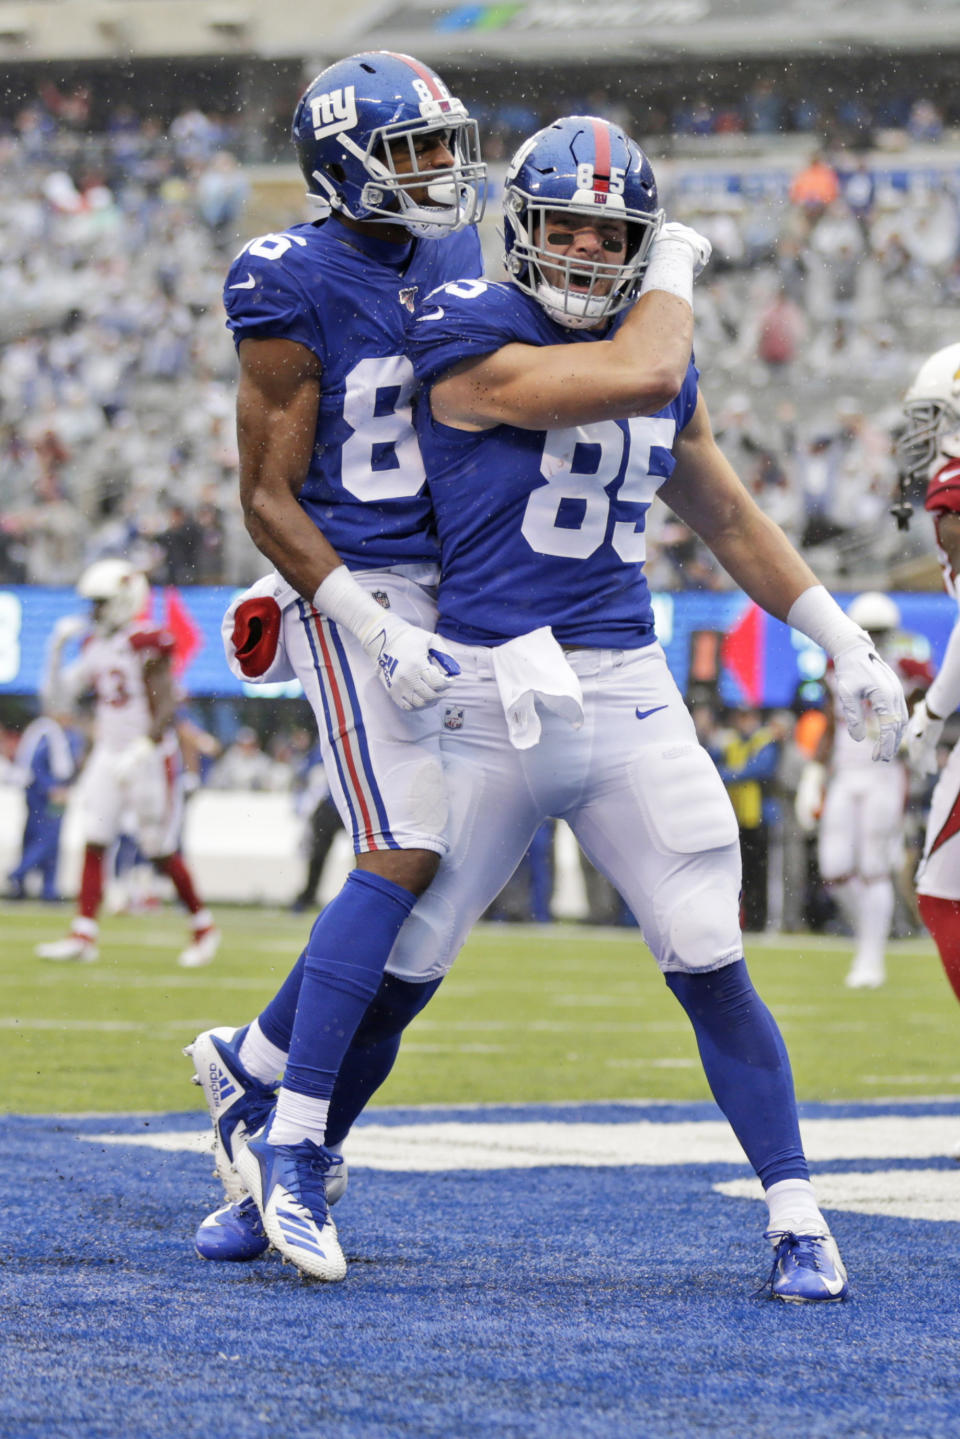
764, 1178, 829, 1240
269, 1087, 329, 1147
854, 876, 894, 974
238, 1019, 287, 1086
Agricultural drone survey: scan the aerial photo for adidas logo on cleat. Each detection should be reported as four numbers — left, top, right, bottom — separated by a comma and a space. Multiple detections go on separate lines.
208, 1061, 237, 1107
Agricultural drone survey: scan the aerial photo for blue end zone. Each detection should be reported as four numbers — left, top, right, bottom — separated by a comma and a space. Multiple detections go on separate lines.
2, 1101, 959, 1438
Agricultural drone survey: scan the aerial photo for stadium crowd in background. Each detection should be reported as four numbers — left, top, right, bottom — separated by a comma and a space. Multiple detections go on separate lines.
0, 78, 958, 591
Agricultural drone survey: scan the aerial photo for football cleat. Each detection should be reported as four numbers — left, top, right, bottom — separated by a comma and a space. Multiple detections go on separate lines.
183, 1026, 278, 1202
195, 1196, 269, 1262
193, 1158, 349, 1263
760, 1231, 849, 1303
178, 923, 221, 969
235, 1118, 347, 1281
844, 958, 885, 990
36, 933, 99, 963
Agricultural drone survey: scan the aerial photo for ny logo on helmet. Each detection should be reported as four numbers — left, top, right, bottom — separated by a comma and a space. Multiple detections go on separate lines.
309, 86, 358, 140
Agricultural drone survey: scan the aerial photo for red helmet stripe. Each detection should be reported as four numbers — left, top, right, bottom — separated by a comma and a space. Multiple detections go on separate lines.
591, 118, 612, 191
390, 52, 445, 100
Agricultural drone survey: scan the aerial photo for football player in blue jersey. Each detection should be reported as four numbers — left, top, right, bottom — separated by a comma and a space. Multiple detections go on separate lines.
184, 52, 485, 1279
390, 115, 907, 1301
192, 115, 907, 1300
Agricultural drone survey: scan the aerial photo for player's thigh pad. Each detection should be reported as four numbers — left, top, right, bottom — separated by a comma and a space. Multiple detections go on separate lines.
817, 771, 861, 882
561, 648, 742, 972
858, 766, 906, 879
136, 738, 184, 859
75, 746, 126, 846
285, 574, 447, 855
387, 669, 544, 982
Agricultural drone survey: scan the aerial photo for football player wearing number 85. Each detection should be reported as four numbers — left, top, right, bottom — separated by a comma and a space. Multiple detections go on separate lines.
187, 53, 485, 1278
389, 114, 910, 1300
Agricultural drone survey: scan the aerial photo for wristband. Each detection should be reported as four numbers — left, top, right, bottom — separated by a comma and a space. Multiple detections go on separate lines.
786, 585, 871, 658
639, 241, 695, 308
312, 566, 387, 650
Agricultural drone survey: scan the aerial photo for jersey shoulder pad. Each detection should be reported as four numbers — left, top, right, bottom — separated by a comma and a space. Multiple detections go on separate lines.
407, 280, 526, 388
925, 457, 960, 513
129, 625, 175, 656
223, 227, 322, 346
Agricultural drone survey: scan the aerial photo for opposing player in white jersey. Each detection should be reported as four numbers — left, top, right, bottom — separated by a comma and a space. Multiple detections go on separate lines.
198, 117, 905, 1299
897, 343, 960, 1007
798, 592, 915, 989
183, 53, 485, 1278
36, 559, 220, 968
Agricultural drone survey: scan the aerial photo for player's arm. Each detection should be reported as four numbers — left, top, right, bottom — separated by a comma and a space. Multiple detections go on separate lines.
430, 290, 693, 432
662, 392, 907, 760
237, 336, 344, 597
143, 652, 177, 743
659, 394, 818, 618
237, 336, 456, 711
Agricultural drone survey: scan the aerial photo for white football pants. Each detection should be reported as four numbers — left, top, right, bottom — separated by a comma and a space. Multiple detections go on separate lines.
387, 641, 745, 982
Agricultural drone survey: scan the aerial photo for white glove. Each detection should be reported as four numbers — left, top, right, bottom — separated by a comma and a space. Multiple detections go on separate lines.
905, 697, 945, 775
361, 613, 460, 711
313, 566, 459, 712
795, 761, 826, 833
50, 614, 87, 648
640, 222, 712, 305
833, 640, 908, 762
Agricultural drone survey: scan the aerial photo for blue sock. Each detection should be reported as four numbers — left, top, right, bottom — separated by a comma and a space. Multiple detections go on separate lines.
666, 960, 808, 1187
282, 870, 416, 1102
257, 951, 305, 1052
326, 974, 442, 1146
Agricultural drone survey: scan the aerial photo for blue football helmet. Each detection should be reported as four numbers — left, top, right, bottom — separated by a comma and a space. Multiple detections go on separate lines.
292, 51, 485, 239
503, 116, 663, 328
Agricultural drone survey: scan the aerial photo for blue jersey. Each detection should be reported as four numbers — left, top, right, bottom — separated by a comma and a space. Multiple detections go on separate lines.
224, 216, 483, 572
407, 279, 700, 647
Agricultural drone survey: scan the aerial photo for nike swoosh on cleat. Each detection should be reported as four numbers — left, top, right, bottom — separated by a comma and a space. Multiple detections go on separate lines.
229, 273, 257, 290
635, 704, 668, 720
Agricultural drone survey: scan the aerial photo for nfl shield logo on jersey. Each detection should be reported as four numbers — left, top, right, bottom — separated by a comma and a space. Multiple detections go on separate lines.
398, 287, 419, 312
443, 706, 465, 731
372, 591, 391, 610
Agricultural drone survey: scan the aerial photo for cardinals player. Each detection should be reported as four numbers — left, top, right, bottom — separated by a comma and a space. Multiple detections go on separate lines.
36, 559, 220, 968
899, 343, 960, 1007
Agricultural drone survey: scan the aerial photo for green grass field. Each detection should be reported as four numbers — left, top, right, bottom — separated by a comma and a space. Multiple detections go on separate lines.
3, 901, 959, 1115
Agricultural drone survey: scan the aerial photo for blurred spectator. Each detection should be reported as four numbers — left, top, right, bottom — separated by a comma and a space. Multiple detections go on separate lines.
6, 711, 83, 901
788, 151, 840, 216
154, 503, 204, 585
711, 707, 782, 931
195, 152, 249, 251
907, 98, 944, 144
207, 726, 288, 791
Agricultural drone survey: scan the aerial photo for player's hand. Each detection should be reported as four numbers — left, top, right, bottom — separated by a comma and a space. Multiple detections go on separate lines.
653, 221, 713, 278
795, 761, 826, 832
834, 641, 908, 761
905, 696, 944, 775
361, 614, 460, 711
114, 735, 156, 782
51, 614, 87, 647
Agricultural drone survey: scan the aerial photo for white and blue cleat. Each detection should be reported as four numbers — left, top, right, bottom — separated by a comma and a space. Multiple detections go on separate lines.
195, 1196, 270, 1262
183, 1026, 278, 1203
761, 1231, 849, 1303
235, 1116, 347, 1281
193, 1156, 348, 1263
